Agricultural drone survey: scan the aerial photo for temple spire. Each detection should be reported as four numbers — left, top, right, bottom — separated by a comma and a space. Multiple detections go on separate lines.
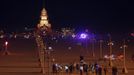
37, 0, 51, 32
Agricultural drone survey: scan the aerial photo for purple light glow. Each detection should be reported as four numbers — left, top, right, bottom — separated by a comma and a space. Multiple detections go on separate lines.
80, 33, 88, 39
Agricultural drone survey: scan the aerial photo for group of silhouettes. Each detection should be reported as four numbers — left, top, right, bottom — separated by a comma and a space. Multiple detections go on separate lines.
52, 62, 119, 75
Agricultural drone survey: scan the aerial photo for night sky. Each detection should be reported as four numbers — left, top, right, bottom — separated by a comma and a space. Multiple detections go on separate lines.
0, 0, 133, 34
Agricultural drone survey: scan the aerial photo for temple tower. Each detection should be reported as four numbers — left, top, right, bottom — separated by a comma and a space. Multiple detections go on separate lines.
34, 0, 51, 74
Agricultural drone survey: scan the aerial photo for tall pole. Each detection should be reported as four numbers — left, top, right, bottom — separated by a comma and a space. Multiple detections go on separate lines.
99, 40, 103, 59
92, 33, 95, 58
86, 39, 88, 53
47, 50, 50, 75
108, 34, 113, 67
46, 47, 53, 75
123, 40, 128, 73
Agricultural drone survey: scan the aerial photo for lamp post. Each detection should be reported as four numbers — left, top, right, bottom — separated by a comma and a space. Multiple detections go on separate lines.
46, 47, 53, 75
92, 33, 95, 58
122, 40, 128, 73
108, 35, 113, 67
80, 33, 88, 55
99, 40, 103, 59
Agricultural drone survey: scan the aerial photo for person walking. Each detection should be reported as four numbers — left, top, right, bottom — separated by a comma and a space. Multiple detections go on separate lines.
112, 66, 118, 75
98, 66, 102, 75
94, 63, 99, 75
103, 66, 108, 75
65, 65, 69, 73
80, 65, 83, 75
83, 64, 88, 75
76, 63, 79, 73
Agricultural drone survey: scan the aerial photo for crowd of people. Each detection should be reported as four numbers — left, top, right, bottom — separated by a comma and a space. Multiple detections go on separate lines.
51, 61, 118, 75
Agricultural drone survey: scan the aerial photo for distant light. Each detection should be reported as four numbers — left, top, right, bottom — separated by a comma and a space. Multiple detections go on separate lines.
104, 54, 115, 60
24, 27, 28, 30
5, 41, 8, 46
108, 42, 114, 45
68, 47, 72, 50
80, 33, 88, 39
131, 33, 134, 37
24, 35, 30, 39
85, 29, 89, 32
52, 58, 55, 62
48, 47, 52, 50
104, 55, 109, 59
0, 35, 4, 38
72, 34, 76, 38
14, 35, 17, 38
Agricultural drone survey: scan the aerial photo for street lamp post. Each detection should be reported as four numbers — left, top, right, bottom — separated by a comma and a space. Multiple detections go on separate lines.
122, 40, 128, 73
92, 33, 95, 58
46, 47, 53, 75
85, 38, 88, 53
99, 40, 103, 59
108, 35, 113, 67
79, 33, 88, 56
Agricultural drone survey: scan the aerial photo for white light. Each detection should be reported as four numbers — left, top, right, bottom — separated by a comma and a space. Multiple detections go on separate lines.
48, 47, 52, 50
5, 41, 8, 45
72, 34, 76, 38
0, 35, 4, 38
104, 55, 109, 59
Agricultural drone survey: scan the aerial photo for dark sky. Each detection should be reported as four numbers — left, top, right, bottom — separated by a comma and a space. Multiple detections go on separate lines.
0, 0, 133, 34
